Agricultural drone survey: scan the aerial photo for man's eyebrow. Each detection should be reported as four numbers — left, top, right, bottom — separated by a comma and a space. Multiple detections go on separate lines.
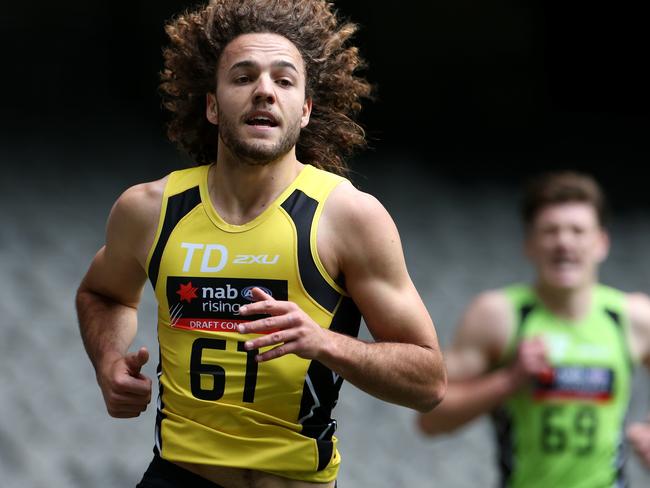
272, 60, 299, 73
229, 60, 256, 72
229, 59, 299, 73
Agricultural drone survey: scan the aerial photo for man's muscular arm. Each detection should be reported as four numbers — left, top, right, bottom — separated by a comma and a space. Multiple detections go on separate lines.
240, 183, 446, 412
76, 180, 162, 418
625, 293, 650, 467
417, 291, 551, 435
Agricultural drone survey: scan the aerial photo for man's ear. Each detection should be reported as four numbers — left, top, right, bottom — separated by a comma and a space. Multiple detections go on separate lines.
206, 92, 219, 125
300, 96, 312, 128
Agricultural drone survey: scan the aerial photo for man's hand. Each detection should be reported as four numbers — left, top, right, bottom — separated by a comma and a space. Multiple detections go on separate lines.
238, 288, 330, 362
627, 421, 650, 467
508, 337, 553, 389
97, 347, 152, 418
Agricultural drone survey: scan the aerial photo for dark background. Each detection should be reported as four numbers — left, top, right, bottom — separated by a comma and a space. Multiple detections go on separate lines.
2, 3, 650, 487
2, 0, 649, 207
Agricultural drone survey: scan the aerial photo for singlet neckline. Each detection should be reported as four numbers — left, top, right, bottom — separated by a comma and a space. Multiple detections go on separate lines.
529, 285, 599, 327
199, 163, 311, 233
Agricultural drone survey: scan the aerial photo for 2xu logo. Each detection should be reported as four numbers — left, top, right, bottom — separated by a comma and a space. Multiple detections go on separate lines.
181, 242, 279, 273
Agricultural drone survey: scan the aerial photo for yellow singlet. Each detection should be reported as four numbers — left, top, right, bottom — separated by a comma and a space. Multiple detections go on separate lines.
145, 164, 361, 483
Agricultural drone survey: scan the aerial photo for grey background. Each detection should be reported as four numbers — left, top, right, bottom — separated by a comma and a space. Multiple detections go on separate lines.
1, 136, 649, 487
2, 1, 649, 485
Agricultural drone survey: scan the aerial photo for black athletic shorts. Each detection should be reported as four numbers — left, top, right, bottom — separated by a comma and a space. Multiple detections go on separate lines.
136, 453, 338, 488
136, 454, 225, 488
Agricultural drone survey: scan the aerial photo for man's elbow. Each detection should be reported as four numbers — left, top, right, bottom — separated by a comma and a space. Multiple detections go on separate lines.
416, 409, 453, 436
75, 282, 91, 310
415, 375, 447, 413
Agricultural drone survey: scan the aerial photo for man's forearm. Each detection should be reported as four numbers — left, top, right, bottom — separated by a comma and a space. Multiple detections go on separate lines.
417, 367, 519, 435
76, 286, 138, 373
319, 332, 446, 412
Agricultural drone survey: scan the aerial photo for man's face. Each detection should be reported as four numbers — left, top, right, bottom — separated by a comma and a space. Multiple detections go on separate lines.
525, 202, 609, 290
206, 32, 312, 165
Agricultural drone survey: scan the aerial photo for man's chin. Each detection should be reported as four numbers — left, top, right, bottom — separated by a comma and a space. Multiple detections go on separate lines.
227, 138, 295, 166
543, 272, 588, 290
234, 145, 284, 166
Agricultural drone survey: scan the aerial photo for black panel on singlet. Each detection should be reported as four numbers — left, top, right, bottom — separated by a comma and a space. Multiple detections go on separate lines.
493, 302, 536, 487
605, 308, 634, 374
281, 190, 340, 313
148, 186, 202, 288
298, 296, 362, 471
154, 348, 165, 456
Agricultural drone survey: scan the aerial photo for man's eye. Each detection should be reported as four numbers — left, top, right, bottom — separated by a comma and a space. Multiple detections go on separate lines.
235, 76, 250, 84
277, 79, 292, 87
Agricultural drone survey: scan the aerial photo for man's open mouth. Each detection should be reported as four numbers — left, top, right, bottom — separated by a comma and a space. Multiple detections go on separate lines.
245, 112, 279, 127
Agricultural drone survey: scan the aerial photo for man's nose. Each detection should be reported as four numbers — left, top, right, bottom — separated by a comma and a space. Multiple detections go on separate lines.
253, 75, 275, 104
555, 228, 575, 247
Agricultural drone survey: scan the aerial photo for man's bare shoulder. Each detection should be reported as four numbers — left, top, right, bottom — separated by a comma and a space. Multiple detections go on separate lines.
111, 177, 167, 226
625, 292, 650, 364
324, 181, 389, 229
320, 181, 401, 272
106, 176, 168, 266
626, 292, 650, 322
454, 290, 514, 357
445, 290, 513, 378
465, 290, 512, 323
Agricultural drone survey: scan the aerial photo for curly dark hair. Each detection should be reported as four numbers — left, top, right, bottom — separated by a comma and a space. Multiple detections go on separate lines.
159, 0, 372, 175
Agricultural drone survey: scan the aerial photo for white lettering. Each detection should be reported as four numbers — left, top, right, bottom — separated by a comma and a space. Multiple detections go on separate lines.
201, 301, 241, 314
227, 284, 237, 299
181, 242, 204, 272
233, 254, 280, 265
201, 244, 228, 273
262, 254, 279, 264
188, 320, 239, 330
201, 285, 239, 300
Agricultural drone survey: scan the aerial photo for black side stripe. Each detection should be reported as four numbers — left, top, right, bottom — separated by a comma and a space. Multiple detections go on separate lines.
148, 186, 202, 289
605, 309, 632, 488
329, 296, 361, 337
515, 303, 535, 341
605, 308, 634, 374
297, 297, 361, 472
316, 440, 334, 472
154, 346, 165, 456
491, 407, 514, 488
606, 308, 621, 327
495, 302, 535, 486
281, 190, 340, 313
297, 298, 361, 431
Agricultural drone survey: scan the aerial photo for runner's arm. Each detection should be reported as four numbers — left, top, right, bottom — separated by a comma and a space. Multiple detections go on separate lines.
76, 181, 162, 416
417, 291, 547, 434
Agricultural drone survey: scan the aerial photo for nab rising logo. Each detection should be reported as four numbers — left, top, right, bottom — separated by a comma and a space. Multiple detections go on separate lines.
241, 286, 273, 302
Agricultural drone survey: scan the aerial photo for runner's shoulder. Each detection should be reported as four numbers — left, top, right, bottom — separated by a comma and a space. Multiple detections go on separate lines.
324, 181, 393, 234
110, 176, 168, 233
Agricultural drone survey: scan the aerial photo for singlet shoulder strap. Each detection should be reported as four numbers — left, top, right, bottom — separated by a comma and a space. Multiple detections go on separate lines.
499, 284, 537, 365
145, 166, 207, 290
280, 165, 350, 314
596, 284, 636, 372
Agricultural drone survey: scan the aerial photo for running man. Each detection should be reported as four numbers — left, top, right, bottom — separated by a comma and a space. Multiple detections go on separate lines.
77, 1, 446, 487
418, 171, 650, 487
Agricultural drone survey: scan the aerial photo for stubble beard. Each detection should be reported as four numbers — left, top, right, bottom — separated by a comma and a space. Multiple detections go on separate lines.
218, 109, 302, 167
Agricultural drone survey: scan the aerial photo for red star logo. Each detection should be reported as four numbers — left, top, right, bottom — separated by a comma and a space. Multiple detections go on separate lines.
176, 281, 198, 303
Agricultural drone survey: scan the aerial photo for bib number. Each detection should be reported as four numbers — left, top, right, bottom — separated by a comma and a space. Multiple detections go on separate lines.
190, 338, 259, 402
540, 405, 598, 455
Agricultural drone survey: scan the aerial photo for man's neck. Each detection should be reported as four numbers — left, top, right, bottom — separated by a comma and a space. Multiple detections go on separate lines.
533, 281, 595, 322
209, 151, 303, 225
